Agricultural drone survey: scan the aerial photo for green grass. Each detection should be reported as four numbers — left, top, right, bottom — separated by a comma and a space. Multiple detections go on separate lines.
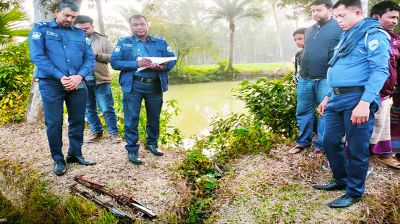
0, 160, 119, 224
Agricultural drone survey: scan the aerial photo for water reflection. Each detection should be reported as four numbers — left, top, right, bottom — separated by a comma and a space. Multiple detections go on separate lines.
164, 81, 246, 137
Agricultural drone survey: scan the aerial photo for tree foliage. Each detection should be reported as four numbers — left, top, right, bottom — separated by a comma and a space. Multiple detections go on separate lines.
0, 0, 29, 47
208, 0, 264, 71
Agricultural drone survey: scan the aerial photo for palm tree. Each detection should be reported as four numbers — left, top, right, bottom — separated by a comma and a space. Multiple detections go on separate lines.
0, 5, 29, 47
208, 0, 264, 72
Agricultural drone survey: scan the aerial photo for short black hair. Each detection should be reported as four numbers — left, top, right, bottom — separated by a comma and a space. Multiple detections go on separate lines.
333, 0, 362, 10
293, 27, 307, 36
129, 15, 147, 23
311, 0, 333, 8
370, 1, 400, 17
75, 15, 93, 25
58, 0, 79, 12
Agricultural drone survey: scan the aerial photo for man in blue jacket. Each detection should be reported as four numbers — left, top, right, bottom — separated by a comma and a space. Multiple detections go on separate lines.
290, 0, 342, 155
315, 0, 390, 208
111, 15, 176, 165
29, 0, 96, 176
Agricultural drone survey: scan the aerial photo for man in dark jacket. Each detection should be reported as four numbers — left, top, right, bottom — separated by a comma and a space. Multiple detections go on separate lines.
111, 15, 176, 165
289, 0, 343, 155
29, 0, 96, 176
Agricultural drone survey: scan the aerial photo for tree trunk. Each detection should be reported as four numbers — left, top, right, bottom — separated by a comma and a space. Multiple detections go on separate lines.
272, 1, 284, 66
95, 0, 105, 35
26, 0, 55, 123
361, 0, 368, 17
228, 20, 235, 73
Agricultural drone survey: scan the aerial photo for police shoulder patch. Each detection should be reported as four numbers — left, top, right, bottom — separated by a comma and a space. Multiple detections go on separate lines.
114, 46, 121, 53
368, 39, 379, 51
167, 46, 173, 52
31, 32, 41, 40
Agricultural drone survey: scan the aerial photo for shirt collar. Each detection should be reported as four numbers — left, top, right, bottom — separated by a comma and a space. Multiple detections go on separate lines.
133, 35, 155, 43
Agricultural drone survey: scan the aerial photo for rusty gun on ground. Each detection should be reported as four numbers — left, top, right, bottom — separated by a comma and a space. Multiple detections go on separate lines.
73, 175, 157, 219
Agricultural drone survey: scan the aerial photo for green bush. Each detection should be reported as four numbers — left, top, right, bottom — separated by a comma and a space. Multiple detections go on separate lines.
235, 73, 297, 138
0, 41, 33, 125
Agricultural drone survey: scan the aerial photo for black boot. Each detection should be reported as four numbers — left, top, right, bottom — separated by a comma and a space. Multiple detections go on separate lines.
145, 145, 164, 156
128, 151, 142, 165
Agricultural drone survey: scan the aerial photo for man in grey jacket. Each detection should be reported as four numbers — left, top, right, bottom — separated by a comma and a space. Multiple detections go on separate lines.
289, 0, 342, 155
75, 15, 122, 143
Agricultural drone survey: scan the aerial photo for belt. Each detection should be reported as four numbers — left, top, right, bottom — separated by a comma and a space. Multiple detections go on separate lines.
332, 86, 364, 95
133, 76, 159, 83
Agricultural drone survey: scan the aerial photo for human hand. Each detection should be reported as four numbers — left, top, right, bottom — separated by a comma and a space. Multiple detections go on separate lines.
351, 100, 370, 125
138, 58, 152, 67
317, 96, 330, 115
63, 75, 83, 91
60, 76, 71, 91
148, 63, 165, 71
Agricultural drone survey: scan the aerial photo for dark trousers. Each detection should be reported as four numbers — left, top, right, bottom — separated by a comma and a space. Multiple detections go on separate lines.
323, 92, 377, 198
39, 79, 87, 162
123, 80, 163, 152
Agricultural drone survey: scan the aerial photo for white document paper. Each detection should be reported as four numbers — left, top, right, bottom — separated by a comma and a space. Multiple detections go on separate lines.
137, 56, 177, 72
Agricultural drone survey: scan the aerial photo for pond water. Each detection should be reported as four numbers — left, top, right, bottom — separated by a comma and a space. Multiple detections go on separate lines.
164, 81, 246, 137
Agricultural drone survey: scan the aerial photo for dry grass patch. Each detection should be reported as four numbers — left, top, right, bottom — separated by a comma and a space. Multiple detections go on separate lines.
209, 145, 400, 224
0, 122, 191, 223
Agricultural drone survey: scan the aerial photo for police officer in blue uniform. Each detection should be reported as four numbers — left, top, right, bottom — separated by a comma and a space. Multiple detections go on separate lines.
314, 0, 390, 208
111, 15, 176, 165
29, 0, 96, 176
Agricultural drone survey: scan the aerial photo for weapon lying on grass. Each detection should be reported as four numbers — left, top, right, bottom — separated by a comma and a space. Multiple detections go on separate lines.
70, 184, 134, 224
73, 175, 157, 219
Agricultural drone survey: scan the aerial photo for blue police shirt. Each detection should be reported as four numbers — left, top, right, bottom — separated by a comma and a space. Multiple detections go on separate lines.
327, 22, 390, 103
110, 35, 176, 93
29, 19, 95, 80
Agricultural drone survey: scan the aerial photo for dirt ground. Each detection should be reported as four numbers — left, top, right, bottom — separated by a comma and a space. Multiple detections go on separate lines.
1, 123, 399, 223
0, 122, 191, 223
209, 145, 400, 223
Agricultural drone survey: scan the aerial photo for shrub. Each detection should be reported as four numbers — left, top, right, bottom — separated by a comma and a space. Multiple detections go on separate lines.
0, 41, 33, 125
235, 73, 297, 138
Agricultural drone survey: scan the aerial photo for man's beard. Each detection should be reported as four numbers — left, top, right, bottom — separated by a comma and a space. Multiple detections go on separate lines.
61, 20, 71, 28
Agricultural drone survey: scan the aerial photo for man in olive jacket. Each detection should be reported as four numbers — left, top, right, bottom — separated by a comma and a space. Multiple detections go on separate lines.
75, 15, 122, 143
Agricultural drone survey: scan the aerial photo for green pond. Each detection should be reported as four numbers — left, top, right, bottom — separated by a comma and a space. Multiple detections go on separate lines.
164, 81, 246, 137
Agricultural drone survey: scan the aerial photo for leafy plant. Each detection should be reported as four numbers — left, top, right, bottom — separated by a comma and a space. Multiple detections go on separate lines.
235, 73, 297, 138
0, 41, 33, 125
0, 1, 30, 47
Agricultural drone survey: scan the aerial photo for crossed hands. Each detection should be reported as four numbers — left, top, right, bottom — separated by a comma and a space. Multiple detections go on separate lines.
317, 96, 370, 126
138, 58, 166, 71
60, 75, 83, 91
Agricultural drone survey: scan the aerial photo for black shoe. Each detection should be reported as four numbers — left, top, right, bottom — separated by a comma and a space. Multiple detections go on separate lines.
312, 180, 346, 191
128, 151, 142, 165
53, 161, 66, 176
328, 194, 361, 208
66, 155, 96, 165
145, 145, 164, 156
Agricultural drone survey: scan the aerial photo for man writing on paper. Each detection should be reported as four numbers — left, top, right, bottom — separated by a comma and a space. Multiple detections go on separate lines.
111, 15, 176, 165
